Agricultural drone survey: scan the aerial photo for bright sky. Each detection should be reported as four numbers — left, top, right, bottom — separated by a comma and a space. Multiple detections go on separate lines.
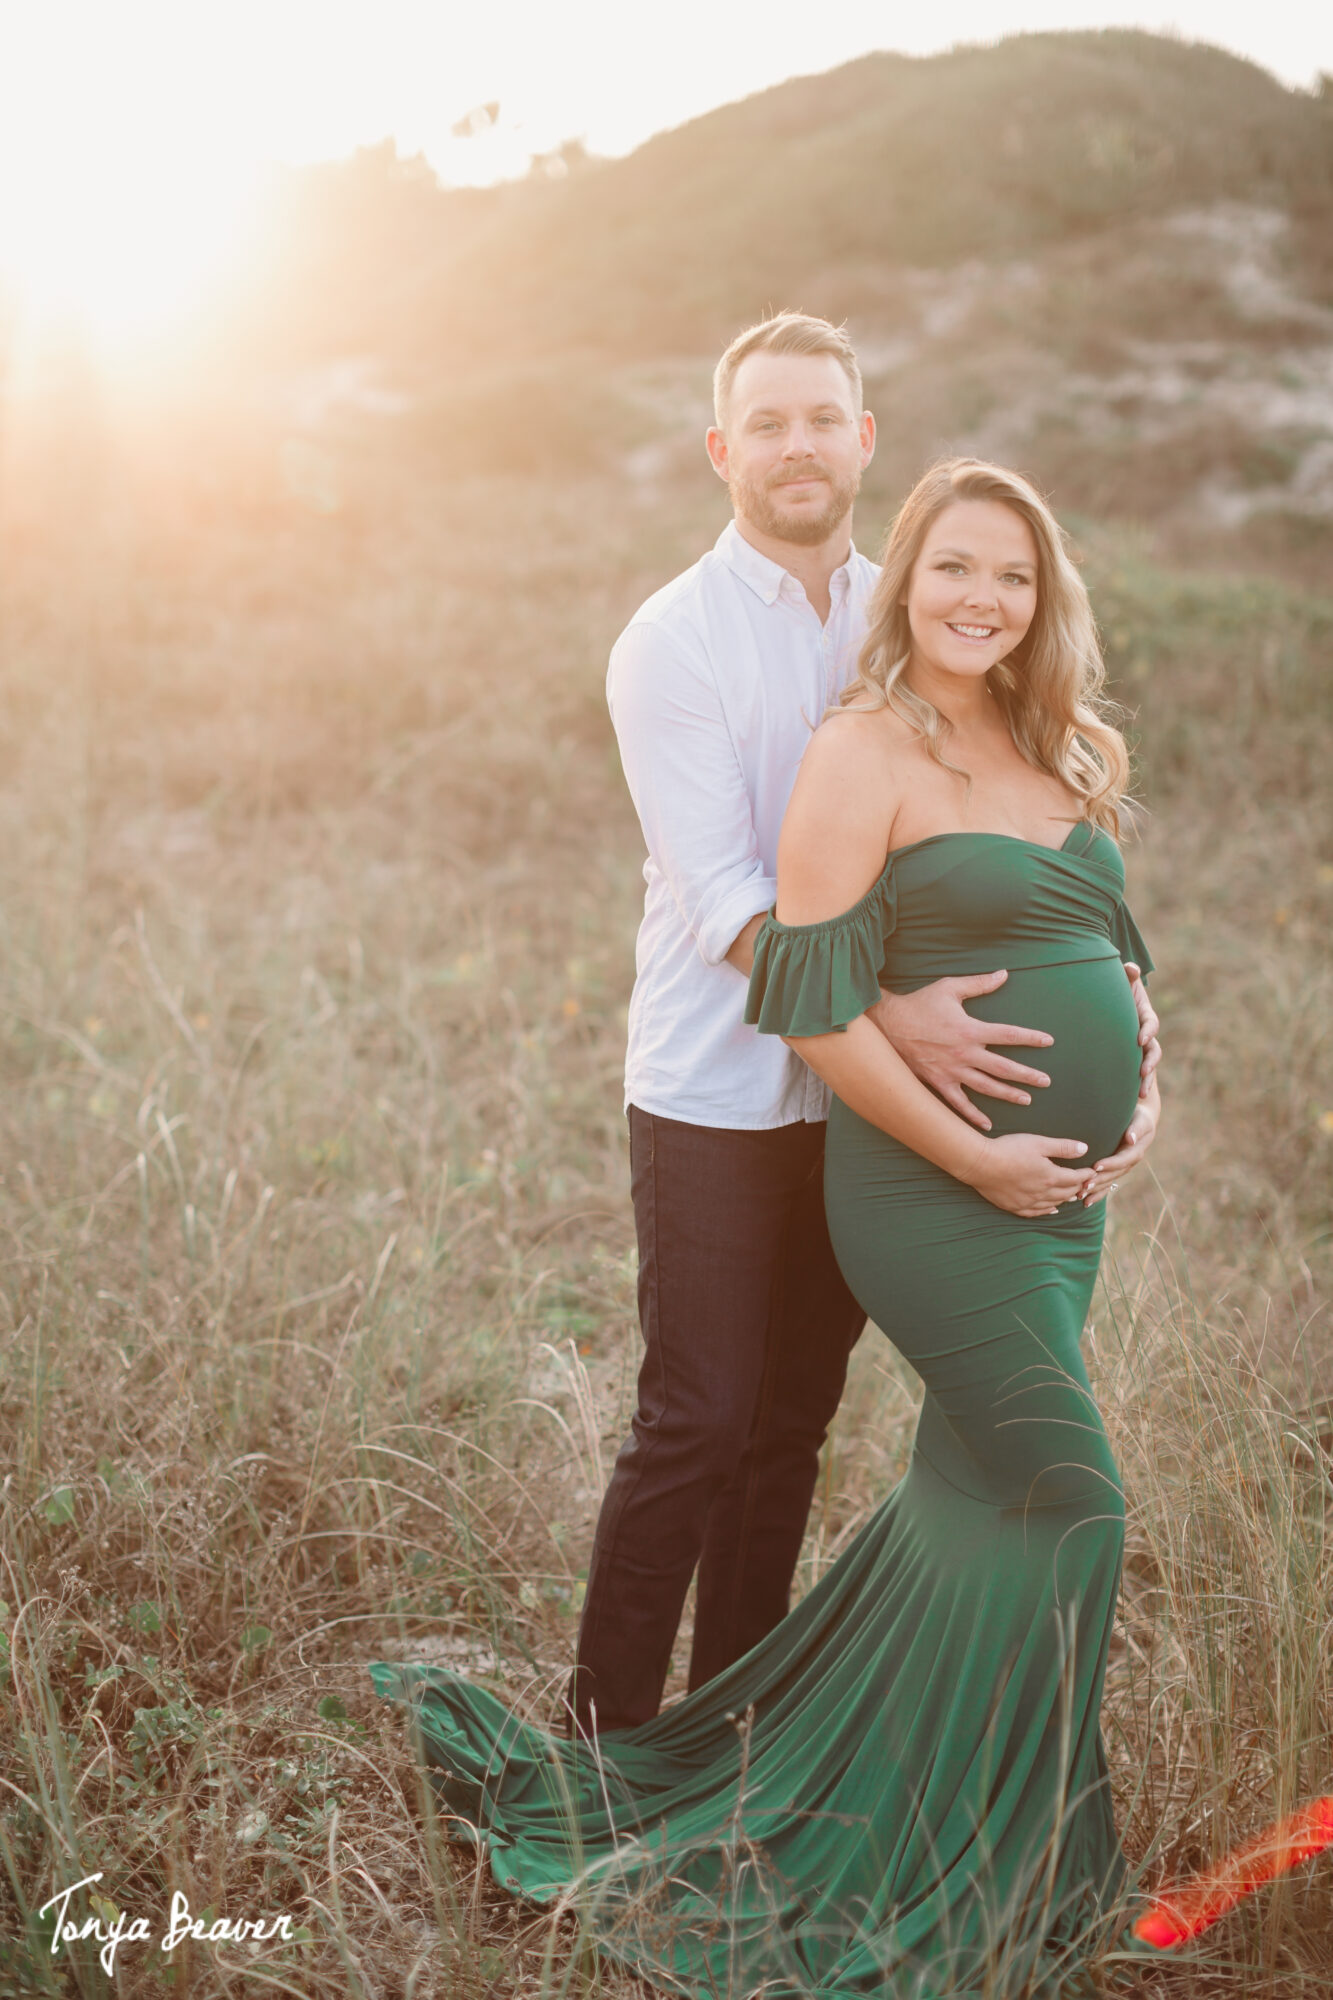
0, 0, 1328, 345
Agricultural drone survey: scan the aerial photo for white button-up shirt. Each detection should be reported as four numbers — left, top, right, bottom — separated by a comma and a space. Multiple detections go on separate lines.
608, 520, 881, 1129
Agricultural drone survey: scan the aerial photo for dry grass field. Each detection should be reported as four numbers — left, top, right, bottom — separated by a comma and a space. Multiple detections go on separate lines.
2, 36, 1333, 1978
0, 369, 1327, 1998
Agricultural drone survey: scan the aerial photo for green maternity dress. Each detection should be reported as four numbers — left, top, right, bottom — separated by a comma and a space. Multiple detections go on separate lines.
369, 823, 1154, 1999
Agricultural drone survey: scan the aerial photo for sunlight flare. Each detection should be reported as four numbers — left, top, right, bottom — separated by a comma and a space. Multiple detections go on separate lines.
0, 132, 261, 352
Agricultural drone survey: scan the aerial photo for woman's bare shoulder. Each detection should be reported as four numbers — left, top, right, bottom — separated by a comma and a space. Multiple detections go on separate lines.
805, 703, 912, 769
798, 704, 919, 800
777, 709, 903, 920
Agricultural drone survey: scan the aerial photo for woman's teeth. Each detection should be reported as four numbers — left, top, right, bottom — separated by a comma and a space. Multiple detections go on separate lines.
947, 622, 997, 640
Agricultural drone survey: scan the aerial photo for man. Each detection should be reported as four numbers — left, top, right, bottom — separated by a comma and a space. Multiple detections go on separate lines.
571, 312, 1160, 1736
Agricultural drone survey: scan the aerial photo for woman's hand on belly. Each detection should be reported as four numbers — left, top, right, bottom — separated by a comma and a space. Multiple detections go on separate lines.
963, 1131, 1094, 1218
1078, 1073, 1162, 1207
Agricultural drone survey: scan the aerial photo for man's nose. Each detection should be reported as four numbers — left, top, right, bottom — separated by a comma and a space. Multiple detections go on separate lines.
781, 427, 819, 458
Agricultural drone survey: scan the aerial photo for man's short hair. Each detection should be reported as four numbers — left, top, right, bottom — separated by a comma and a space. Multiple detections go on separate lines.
712, 312, 862, 430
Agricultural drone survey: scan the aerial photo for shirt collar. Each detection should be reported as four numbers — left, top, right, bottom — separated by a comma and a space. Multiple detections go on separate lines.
716, 518, 859, 609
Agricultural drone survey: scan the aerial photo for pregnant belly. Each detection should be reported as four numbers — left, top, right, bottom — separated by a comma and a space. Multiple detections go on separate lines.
961, 954, 1141, 1163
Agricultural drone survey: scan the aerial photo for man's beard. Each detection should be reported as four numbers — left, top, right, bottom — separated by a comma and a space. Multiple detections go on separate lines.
729, 460, 861, 546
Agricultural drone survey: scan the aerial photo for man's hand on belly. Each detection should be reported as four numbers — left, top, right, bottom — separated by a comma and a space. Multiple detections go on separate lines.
1080, 1074, 1161, 1206
868, 971, 1053, 1133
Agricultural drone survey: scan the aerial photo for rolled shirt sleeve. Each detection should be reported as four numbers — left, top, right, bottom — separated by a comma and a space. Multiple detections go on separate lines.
609, 621, 776, 967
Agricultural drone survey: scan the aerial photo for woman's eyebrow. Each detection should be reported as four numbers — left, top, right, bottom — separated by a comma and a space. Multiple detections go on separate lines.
928, 545, 1034, 569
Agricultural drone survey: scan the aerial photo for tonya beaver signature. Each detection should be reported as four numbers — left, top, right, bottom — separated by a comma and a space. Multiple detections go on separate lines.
39, 1872, 297, 1977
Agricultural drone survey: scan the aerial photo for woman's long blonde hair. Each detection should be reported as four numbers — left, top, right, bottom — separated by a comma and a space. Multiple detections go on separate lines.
839, 459, 1131, 836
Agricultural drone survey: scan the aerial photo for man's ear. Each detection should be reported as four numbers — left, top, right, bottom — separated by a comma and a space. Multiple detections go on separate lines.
705, 426, 730, 482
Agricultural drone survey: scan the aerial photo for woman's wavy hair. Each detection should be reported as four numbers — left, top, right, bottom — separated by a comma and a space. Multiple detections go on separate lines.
838, 458, 1131, 836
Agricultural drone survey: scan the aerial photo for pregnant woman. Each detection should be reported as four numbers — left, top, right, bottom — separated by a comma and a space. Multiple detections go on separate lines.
370, 460, 1160, 1997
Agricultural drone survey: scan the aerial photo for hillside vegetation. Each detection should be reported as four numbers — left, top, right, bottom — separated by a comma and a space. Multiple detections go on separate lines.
240, 31, 1333, 364
433, 32, 1333, 355
224, 32, 1333, 582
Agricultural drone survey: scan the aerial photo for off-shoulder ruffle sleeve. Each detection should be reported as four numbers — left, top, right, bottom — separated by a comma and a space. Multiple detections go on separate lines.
1110, 899, 1154, 977
744, 866, 896, 1038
